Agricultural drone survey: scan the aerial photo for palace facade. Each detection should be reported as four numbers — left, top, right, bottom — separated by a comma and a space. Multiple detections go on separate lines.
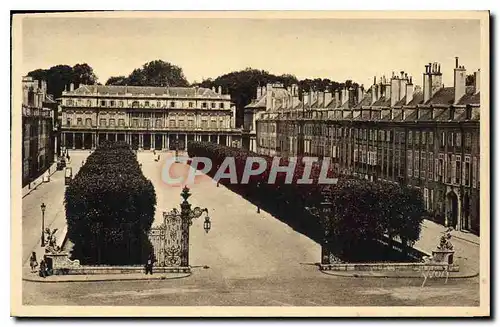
22, 76, 57, 186
60, 84, 241, 151
248, 58, 481, 235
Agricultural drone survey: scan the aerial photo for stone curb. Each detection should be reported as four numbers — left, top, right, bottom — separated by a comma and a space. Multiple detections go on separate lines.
320, 270, 479, 279
22, 163, 58, 199
22, 272, 191, 283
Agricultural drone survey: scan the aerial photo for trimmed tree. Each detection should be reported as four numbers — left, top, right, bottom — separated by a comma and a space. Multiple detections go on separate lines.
65, 141, 156, 265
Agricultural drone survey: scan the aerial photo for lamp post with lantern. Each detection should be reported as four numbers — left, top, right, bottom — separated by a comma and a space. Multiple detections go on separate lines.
179, 186, 211, 267
40, 202, 46, 247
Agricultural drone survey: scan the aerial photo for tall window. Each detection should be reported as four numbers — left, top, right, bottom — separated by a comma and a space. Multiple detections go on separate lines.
441, 132, 446, 147
424, 188, 429, 210
132, 101, 139, 108
456, 132, 462, 147
414, 151, 419, 177
118, 119, 125, 127
132, 119, 138, 127
144, 119, 150, 128
429, 131, 434, 145
219, 119, 224, 128
202, 102, 207, 109
188, 119, 194, 127
422, 131, 426, 145
408, 131, 412, 145
66, 99, 74, 106
219, 103, 224, 109
407, 150, 413, 177
155, 119, 162, 128
87, 100, 92, 107
100, 100, 106, 107
211, 103, 216, 109
109, 119, 115, 127
211, 119, 217, 128
189, 102, 193, 108
179, 119, 185, 127
169, 119, 176, 127
428, 152, 434, 181
85, 118, 92, 126
464, 156, 471, 186
465, 132, 472, 148
145, 101, 150, 107
472, 157, 477, 188
170, 101, 176, 108
110, 100, 115, 107
415, 131, 420, 145
455, 155, 461, 185
447, 154, 453, 183
119, 101, 124, 107
201, 119, 208, 128
157, 101, 161, 108
77, 118, 82, 126
99, 119, 106, 126
420, 152, 426, 179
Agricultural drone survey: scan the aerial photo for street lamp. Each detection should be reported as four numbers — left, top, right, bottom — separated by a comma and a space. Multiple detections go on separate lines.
40, 202, 46, 247
319, 188, 333, 265
179, 186, 212, 266
175, 138, 180, 163
204, 215, 211, 233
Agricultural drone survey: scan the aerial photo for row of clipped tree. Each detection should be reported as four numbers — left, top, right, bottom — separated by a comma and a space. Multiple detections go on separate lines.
187, 141, 425, 261
65, 141, 157, 265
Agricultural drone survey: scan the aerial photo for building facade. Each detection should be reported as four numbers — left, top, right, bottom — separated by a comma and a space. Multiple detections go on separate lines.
22, 76, 56, 186
251, 58, 481, 235
59, 85, 241, 151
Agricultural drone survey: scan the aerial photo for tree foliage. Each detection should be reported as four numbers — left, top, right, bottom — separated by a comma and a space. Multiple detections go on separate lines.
65, 141, 156, 265
187, 141, 425, 261
193, 68, 361, 127
105, 60, 189, 87
27, 63, 98, 98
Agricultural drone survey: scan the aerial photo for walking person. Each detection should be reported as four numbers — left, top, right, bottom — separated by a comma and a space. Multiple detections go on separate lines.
38, 259, 47, 278
144, 253, 155, 275
29, 252, 38, 273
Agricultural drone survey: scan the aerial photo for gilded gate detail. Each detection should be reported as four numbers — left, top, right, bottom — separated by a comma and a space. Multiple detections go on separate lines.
148, 208, 183, 267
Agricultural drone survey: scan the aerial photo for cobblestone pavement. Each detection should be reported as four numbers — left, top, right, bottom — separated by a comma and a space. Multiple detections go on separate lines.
21, 151, 480, 307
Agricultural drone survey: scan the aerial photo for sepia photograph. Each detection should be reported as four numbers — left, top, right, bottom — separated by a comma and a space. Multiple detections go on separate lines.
10, 11, 490, 317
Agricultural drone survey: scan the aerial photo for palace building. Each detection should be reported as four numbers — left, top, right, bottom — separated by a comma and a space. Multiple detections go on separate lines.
248, 57, 481, 235
59, 84, 241, 151
22, 76, 57, 186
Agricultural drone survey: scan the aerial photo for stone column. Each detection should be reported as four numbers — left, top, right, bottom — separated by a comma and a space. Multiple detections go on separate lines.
72, 133, 75, 149
217, 134, 220, 144
152, 134, 156, 150
166, 133, 169, 150
185, 134, 188, 150
228, 135, 232, 147
139, 134, 143, 149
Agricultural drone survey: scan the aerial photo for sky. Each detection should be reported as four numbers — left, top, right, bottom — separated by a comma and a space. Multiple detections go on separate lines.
20, 14, 482, 89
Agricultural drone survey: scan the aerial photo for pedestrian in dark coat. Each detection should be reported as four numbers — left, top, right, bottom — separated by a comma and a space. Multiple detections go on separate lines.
29, 252, 38, 273
145, 253, 155, 275
39, 259, 47, 278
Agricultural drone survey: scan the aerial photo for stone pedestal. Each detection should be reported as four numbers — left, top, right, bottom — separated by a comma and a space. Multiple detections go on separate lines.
432, 250, 455, 265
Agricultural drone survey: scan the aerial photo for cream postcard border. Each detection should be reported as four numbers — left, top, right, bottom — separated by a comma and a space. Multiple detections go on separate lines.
10, 10, 490, 317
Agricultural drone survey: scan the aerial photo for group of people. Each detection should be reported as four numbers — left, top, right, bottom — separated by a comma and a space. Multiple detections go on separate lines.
153, 150, 161, 162
29, 252, 51, 278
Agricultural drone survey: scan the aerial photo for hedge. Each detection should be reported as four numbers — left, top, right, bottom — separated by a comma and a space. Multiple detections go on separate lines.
187, 141, 425, 261
65, 141, 157, 265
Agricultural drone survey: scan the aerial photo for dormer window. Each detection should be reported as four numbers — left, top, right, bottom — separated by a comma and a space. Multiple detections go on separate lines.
202, 102, 207, 109
100, 100, 106, 107
170, 101, 175, 108
211, 103, 216, 109
157, 101, 161, 108
219, 103, 224, 109
145, 101, 150, 107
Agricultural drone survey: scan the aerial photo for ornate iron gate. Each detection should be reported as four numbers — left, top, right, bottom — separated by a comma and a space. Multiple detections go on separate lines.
148, 208, 183, 267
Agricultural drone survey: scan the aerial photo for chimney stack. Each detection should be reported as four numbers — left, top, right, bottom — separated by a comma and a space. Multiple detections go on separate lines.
454, 58, 467, 104
405, 79, 414, 105
70, 83, 74, 92
371, 84, 378, 105
474, 69, 480, 94
334, 90, 340, 107
324, 90, 332, 107
257, 86, 262, 99
218, 85, 222, 94
266, 83, 273, 110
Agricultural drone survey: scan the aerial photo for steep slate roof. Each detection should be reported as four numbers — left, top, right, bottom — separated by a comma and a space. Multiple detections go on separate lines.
372, 96, 391, 107
353, 94, 372, 109
458, 87, 480, 105
70, 85, 225, 98
406, 90, 424, 106
426, 87, 455, 105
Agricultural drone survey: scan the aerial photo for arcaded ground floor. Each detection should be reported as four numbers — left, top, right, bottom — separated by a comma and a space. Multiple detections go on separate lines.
61, 131, 241, 151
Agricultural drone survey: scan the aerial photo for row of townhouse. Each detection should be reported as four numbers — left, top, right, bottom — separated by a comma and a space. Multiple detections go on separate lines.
246, 58, 481, 235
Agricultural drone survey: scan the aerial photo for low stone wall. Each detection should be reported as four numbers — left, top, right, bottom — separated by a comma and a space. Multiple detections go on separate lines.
319, 262, 459, 272
52, 265, 191, 275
